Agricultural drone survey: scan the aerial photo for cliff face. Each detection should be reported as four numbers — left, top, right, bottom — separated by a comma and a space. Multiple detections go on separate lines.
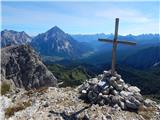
1, 45, 57, 89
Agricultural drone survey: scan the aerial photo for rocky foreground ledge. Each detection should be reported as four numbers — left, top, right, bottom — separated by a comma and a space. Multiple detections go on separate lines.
1, 85, 160, 119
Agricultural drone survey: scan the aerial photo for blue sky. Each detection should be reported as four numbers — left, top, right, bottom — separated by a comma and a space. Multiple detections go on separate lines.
1, 1, 159, 36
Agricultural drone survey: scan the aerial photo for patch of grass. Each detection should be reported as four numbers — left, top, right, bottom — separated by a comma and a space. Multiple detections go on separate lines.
1, 82, 11, 95
138, 106, 156, 120
25, 87, 48, 97
5, 100, 32, 118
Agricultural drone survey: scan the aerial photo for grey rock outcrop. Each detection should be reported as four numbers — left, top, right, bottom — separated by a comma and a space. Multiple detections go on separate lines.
79, 70, 144, 110
1, 45, 57, 89
0, 96, 12, 120
1, 30, 32, 48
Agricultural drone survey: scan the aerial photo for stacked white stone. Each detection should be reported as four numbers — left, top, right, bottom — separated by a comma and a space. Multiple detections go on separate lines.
79, 70, 144, 110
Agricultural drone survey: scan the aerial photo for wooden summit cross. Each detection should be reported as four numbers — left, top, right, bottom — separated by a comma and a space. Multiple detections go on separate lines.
98, 18, 136, 75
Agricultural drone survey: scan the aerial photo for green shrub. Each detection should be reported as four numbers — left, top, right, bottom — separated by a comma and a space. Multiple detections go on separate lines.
47, 64, 90, 87
1, 82, 11, 95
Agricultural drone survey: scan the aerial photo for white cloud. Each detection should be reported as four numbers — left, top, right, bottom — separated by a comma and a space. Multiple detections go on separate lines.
123, 22, 159, 35
95, 8, 151, 23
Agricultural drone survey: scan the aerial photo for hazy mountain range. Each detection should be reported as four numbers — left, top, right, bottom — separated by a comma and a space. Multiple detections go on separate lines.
1, 26, 159, 69
72, 33, 159, 45
1, 26, 93, 59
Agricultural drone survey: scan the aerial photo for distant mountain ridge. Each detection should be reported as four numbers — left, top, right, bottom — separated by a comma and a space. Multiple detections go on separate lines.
72, 33, 159, 50
71, 33, 160, 69
1, 30, 32, 48
1, 28, 159, 63
72, 33, 159, 43
1, 27, 93, 59
122, 46, 160, 69
31, 26, 93, 59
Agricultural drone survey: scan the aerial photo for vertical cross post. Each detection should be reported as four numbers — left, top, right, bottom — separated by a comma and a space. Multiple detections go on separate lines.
111, 18, 119, 75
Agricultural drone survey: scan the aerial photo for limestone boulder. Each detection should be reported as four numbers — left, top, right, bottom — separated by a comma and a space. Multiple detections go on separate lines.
128, 86, 140, 93
144, 99, 157, 107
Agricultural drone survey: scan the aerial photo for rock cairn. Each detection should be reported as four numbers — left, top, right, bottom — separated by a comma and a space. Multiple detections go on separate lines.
79, 70, 144, 110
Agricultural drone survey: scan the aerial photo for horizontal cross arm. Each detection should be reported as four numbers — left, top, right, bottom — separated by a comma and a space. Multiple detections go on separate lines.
117, 40, 136, 46
98, 39, 113, 43
98, 38, 136, 46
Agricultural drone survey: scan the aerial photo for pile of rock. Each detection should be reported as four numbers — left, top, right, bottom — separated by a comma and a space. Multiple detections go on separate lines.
79, 70, 144, 110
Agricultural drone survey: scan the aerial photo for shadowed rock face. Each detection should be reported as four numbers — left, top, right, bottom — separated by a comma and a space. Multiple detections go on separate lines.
1, 45, 57, 89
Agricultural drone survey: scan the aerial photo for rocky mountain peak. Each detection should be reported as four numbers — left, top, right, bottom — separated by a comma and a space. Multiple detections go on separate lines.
1, 30, 32, 48
31, 26, 90, 58
46, 26, 65, 36
1, 30, 30, 38
1, 45, 57, 89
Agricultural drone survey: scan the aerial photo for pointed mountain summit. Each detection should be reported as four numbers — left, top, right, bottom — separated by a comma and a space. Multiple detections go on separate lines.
47, 26, 65, 34
31, 26, 92, 59
1, 30, 32, 48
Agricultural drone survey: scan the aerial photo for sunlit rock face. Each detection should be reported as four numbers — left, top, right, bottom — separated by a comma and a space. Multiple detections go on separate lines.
1, 45, 57, 89
1, 30, 32, 48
